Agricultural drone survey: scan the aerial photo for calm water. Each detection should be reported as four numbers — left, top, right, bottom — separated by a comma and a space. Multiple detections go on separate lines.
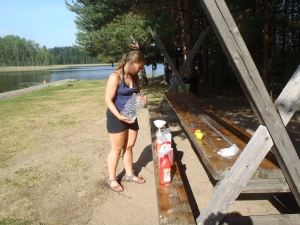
0, 64, 164, 93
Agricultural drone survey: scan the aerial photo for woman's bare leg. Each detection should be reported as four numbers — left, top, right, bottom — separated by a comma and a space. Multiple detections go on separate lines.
122, 129, 145, 182
122, 129, 137, 175
107, 129, 128, 190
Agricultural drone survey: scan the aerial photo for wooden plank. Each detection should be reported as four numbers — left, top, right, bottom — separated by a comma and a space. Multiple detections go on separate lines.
241, 179, 290, 193
214, 179, 290, 194
148, 105, 196, 225
148, 27, 188, 92
197, 126, 273, 225
220, 214, 300, 225
199, 0, 300, 206
274, 65, 300, 125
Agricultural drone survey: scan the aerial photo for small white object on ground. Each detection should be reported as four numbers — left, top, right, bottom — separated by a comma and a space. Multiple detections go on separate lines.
217, 144, 239, 157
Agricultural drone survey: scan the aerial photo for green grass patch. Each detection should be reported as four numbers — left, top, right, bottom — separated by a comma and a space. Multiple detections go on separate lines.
0, 218, 34, 225
7, 167, 42, 188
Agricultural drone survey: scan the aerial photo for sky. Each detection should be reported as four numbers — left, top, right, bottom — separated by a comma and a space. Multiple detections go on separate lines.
0, 0, 77, 48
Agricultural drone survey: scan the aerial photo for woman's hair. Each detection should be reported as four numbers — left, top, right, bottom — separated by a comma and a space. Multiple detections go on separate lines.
116, 50, 146, 70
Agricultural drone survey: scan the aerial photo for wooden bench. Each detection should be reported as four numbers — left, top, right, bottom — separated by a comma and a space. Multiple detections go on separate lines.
148, 105, 196, 225
163, 92, 290, 193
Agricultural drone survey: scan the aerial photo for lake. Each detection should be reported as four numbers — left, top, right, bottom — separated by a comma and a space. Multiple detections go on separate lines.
0, 64, 164, 93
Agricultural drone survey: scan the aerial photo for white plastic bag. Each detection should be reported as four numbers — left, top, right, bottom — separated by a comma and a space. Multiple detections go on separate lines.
217, 144, 239, 157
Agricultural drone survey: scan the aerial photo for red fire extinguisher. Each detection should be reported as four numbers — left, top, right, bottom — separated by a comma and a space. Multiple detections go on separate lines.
160, 154, 171, 185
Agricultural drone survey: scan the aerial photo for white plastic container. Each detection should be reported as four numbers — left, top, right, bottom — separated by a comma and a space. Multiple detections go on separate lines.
163, 128, 172, 143
156, 143, 173, 166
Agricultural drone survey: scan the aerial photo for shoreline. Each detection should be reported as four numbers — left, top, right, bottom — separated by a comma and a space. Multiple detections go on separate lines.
0, 79, 76, 99
0, 64, 112, 72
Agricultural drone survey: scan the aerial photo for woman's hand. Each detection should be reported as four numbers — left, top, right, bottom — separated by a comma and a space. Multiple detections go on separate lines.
140, 95, 148, 104
118, 114, 135, 124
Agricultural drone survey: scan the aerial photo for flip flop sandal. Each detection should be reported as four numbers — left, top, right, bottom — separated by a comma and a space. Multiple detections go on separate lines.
123, 175, 146, 184
107, 178, 124, 192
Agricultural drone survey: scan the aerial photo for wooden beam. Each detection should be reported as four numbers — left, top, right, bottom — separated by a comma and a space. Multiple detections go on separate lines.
199, 0, 300, 207
274, 65, 300, 126
148, 27, 188, 92
241, 179, 290, 193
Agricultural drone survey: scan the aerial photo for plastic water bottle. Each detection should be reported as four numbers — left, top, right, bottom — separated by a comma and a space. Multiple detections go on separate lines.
120, 92, 145, 122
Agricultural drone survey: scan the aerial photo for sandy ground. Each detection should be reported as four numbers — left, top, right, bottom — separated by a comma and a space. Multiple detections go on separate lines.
1, 83, 299, 225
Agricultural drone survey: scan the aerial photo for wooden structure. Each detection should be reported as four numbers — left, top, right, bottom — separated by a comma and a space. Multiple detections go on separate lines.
148, 106, 195, 225
148, 0, 300, 224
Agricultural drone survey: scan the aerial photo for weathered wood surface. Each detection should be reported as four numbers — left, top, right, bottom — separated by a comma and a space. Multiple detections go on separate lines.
199, 0, 300, 207
197, 126, 274, 224
148, 27, 188, 93
214, 178, 291, 194
241, 179, 291, 193
164, 92, 283, 181
274, 65, 300, 126
148, 105, 195, 225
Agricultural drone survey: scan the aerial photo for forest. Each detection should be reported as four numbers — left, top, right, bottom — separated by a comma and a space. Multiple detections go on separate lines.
66, 0, 300, 96
0, 35, 100, 67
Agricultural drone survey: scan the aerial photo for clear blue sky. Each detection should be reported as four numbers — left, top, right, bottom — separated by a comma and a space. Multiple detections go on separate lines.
0, 0, 77, 48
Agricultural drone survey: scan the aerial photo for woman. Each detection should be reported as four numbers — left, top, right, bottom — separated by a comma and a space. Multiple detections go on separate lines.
105, 50, 148, 192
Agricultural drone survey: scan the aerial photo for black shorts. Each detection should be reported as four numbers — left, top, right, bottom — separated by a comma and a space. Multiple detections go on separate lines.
106, 108, 139, 133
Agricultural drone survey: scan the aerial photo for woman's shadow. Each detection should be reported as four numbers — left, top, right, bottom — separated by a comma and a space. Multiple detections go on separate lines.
117, 145, 153, 179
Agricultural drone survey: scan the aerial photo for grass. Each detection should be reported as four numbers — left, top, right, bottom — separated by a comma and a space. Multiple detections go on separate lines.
0, 218, 34, 225
0, 74, 168, 225
5, 167, 43, 188
0, 75, 167, 169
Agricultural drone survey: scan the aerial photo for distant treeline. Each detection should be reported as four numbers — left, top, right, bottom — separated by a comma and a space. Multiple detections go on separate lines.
0, 35, 100, 67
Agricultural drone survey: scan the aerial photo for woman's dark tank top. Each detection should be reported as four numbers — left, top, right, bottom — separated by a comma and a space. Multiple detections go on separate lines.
114, 67, 138, 111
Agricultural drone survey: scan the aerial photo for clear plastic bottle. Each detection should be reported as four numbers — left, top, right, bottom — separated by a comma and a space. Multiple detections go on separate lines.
120, 92, 145, 122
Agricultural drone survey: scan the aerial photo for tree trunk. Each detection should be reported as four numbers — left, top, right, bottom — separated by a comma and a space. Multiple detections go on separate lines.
263, 0, 270, 90
182, 0, 196, 92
